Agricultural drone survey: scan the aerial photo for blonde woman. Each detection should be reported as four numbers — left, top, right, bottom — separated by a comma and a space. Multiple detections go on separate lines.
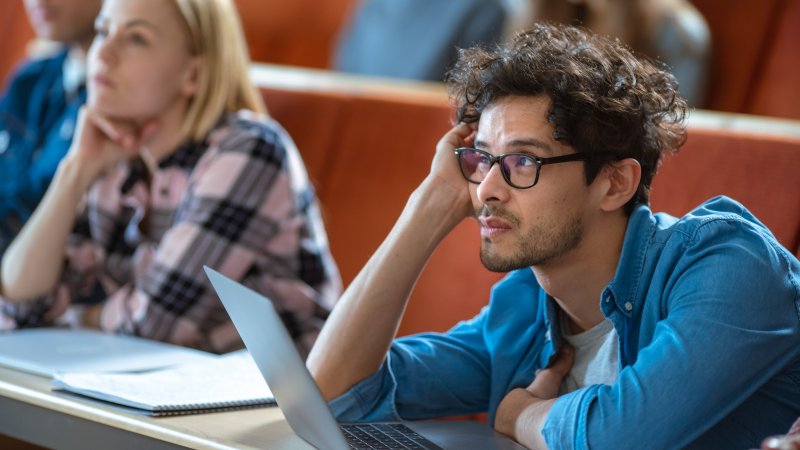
0, 0, 340, 355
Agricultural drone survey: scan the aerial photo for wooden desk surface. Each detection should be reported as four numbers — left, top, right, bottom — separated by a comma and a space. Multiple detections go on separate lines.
0, 365, 315, 449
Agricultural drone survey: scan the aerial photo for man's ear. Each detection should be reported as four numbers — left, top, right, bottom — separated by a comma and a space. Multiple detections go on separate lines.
180, 57, 202, 98
599, 158, 641, 212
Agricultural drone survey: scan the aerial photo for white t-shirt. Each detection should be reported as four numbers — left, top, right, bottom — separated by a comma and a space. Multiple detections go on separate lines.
559, 314, 619, 394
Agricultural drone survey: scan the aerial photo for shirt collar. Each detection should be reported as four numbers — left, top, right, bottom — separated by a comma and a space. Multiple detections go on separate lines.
603, 203, 657, 316
62, 47, 87, 97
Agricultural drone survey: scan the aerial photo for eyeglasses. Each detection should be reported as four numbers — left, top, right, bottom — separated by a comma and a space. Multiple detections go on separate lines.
454, 147, 589, 189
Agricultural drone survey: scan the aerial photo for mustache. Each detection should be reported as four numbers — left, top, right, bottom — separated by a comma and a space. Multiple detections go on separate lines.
474, 205, 520, 226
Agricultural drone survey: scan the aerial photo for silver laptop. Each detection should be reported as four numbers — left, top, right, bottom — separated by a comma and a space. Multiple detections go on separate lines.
0, 328, 217, 377
205, 267, 523, 450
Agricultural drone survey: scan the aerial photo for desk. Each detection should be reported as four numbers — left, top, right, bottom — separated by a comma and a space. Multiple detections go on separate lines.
0, 366, 314, 449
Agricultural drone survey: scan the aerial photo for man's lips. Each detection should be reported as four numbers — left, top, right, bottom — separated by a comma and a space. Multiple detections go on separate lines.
479, 216, 512, 238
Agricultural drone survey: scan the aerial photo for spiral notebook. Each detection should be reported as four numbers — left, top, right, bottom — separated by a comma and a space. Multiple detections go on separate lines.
52, 350, 276, 416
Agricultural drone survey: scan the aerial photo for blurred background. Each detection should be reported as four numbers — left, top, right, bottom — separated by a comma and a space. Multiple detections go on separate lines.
2, 0, 798, 120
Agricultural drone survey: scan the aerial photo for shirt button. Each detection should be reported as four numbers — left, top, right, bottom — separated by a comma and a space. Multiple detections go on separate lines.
0, 130, 9, 155
624, 302, 633, 311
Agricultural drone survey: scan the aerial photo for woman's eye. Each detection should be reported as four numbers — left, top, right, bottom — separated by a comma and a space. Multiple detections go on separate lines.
130, 33, 148, 45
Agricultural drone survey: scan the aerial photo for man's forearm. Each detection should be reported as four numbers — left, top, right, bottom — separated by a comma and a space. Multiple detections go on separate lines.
307, 178, 467, 401
515, 398, 555, 449
495, 389, 555, 450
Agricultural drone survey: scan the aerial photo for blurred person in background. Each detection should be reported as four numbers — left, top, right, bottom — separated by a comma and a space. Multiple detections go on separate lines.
506, 0, 710, 106
0, 0, 102, 254
333, 0, 507, 82
0, 0, 340, 356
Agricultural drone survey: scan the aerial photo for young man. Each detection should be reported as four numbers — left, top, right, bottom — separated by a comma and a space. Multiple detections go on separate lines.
307, 23, 800, 449
0, 0, 102, 253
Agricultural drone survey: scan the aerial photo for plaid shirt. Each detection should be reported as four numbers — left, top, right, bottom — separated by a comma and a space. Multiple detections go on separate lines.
1, 111, 341, 354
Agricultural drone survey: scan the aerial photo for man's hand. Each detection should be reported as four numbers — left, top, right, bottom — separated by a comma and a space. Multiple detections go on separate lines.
525, 345, 574, 400
495, 346, 574, 449
309, 122, 481, 401
417, 122, 476, 224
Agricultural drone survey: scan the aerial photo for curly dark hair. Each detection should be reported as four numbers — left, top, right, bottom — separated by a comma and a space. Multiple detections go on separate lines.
445, 22, 688, 214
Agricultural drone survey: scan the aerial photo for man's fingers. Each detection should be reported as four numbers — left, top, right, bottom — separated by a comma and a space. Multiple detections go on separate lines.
439, 122, 473, 151
524, 345, 575, 400
549, 345, 575, 378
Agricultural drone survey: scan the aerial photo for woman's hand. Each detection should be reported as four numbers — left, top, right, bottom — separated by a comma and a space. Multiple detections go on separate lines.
66, 107, 158, 186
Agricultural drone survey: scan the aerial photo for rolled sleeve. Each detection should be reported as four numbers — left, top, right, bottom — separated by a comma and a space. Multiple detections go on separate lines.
329, 357, 402, 422
543, 387, 597, 450
330, 309, 494, 422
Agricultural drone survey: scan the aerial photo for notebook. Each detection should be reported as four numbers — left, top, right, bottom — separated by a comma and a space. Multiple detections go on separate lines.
52, 350, 276, 416
204, 266, 524, 450
0, 328, 217, 377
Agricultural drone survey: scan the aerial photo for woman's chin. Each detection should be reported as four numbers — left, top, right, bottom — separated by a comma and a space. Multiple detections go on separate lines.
87, 102, 139, 123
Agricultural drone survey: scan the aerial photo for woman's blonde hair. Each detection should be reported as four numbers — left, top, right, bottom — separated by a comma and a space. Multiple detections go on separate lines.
173, 0, 266, 141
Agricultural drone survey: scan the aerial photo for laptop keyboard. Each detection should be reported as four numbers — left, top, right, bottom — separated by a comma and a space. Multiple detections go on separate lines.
341, 423, 444, 450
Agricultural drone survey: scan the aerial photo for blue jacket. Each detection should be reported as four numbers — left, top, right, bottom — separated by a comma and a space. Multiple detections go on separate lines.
0, 49, 86, 251
330, 196, 800, 449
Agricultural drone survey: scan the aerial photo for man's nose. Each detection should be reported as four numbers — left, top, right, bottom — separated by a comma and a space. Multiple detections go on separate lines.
476, 163, 509, 204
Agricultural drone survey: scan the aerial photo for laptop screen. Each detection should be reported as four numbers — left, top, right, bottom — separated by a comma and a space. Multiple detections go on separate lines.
204, 266, 350, 450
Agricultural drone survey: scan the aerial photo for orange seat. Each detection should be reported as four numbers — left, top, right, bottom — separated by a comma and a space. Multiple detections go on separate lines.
690, 0, 800, 120
321, 93, 505, 335
0, 2, 34, 85
651, 116, 800, 257
234, 0, 355, 69
746, 0, 800, 120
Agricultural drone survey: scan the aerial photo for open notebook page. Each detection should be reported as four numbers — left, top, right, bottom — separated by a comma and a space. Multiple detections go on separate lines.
52, 350, 275, 415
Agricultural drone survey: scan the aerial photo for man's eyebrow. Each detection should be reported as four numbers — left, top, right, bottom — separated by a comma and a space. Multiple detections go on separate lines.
473, 137, 554, 153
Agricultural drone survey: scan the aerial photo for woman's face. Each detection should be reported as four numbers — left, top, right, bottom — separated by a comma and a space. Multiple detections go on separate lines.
87, 0, 199, 123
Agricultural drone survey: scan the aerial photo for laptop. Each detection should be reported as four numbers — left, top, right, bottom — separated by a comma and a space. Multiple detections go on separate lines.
0, 328, 217, 377
204, 267, 524, 450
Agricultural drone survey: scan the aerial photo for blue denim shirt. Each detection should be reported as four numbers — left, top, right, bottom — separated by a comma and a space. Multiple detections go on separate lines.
330, 196, 800, 449
0, 49, 86, 252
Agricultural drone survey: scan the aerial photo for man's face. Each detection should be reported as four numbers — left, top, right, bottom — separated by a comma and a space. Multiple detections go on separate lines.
24, 0, 102, 44
471, 95, 594, 272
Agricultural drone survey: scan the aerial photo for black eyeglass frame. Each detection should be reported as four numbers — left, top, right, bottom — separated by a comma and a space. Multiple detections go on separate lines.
453, 147, 590, 189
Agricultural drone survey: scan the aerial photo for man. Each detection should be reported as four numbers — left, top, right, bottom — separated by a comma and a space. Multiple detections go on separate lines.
0, 0, 102, 253
307, 23, 800, 449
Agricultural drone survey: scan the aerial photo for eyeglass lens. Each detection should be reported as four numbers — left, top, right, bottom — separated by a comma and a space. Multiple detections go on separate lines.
458, 148, 539, 187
